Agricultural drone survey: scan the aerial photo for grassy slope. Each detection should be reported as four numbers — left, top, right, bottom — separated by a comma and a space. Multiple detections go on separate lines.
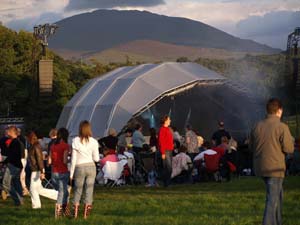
1, 176, 300, 225
52, 40, 268, 64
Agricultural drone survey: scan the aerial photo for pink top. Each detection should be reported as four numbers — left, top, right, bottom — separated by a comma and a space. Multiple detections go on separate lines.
100, 154, 119, 168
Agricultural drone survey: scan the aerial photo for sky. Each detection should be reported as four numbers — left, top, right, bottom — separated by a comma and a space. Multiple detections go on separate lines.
0, 0, 299, 49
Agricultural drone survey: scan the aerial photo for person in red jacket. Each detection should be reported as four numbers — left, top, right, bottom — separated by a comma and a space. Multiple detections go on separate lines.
158, 115, 174, 187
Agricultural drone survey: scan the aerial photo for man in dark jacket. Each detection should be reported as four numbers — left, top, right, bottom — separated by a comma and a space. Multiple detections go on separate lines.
250, 98, 294, 225
211, 121, 231, 146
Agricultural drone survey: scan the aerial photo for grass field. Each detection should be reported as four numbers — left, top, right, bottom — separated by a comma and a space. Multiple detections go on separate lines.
1, 176, 300, 225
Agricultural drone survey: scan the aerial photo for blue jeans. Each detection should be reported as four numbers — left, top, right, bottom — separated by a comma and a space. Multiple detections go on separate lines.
263, 177, 283, 225
163, 150, 173, 187
52, 172, 69, 204
73, 164, 96, 205
3, 164, 23, 205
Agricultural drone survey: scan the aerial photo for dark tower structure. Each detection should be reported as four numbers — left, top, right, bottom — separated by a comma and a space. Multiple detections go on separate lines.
33, 23, 58, 96
286, 27, 300, 99
285, 27, 300, 137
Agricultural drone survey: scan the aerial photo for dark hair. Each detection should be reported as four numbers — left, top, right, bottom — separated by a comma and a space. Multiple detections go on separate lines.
56, 128, 69, 144
266, 98, 282, 114
202, 141, 211, 149
186, 124, 192, 130
79, 120, 92, 143
178, 145, 187, 153
172, 126, 178, 132
125, 128, 133, 134
27, 131, 38, 145
160, 115, 169, 125
135, 124, 142, 130
149, 128, 156, 137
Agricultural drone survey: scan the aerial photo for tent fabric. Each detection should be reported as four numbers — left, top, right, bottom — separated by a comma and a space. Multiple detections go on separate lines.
56, 62, 226, 138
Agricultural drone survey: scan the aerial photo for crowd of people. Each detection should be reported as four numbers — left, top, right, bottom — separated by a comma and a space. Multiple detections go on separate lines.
0, 98, 298, 224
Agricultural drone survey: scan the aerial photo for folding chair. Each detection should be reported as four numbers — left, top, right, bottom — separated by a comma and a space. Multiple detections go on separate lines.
42, 163, 55, 189
138, 152, 155, 183
204, 153, 221, 182
103, 160, 127, 187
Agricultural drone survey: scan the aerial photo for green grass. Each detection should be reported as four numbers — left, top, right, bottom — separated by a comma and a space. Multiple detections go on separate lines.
1, 177, 300, 225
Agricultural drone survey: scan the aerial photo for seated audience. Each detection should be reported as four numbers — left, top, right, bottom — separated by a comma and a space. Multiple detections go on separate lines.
171, 145, 192, 179
98, 128, 118, 154
194, 142, 217, 162
117, 128, 133, 151
100, 149, 119, 169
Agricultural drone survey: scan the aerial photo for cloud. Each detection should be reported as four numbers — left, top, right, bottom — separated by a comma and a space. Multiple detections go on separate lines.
124, 0, 300, 33
235, 11, 300, 49
6, 12, 64, 31
236, 11, 300, 36
0, 0, 68, 25
65, 0, 165, 11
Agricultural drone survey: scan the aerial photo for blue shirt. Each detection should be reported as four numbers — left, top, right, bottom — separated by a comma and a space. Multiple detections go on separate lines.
132, 130, 145, 148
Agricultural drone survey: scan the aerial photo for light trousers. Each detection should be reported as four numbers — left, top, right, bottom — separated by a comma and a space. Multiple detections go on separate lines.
30, 171, 58, 209
73, 163, 96, 205
20, 157, 27, 190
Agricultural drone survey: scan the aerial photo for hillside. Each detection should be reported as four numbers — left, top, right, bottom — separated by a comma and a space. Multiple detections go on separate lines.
76, 40, 266, 64
49, 9, 279, 55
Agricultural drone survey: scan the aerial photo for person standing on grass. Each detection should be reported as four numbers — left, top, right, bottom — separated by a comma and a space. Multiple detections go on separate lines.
2, 126, 25, 206
250, 98, 294, 225
49, 128, 71, 218
158, 115, 174, 187
70, 120, 99, 219
17, 128, 29, 196
212, 121, 231, 146
27, 131, 58, 209
132, 124, 146, 153
48, 129, 57, 154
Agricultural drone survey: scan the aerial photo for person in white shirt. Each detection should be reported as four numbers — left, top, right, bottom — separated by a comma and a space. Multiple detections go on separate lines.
70, 121, 99, 219
171, 145, 192, 179
193, 149, 217, 162
193, 141, 217, 162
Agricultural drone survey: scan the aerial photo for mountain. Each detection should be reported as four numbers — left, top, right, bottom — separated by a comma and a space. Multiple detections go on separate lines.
72, 40, 266, 64
49, 9, 279, 56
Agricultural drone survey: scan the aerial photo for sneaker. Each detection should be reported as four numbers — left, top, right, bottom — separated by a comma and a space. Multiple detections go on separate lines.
1, 190, 7, 200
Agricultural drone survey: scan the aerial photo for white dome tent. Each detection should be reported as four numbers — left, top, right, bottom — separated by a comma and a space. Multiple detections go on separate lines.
56, 62, 232, 138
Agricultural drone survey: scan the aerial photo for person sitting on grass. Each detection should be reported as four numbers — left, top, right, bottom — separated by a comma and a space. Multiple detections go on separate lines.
118, 128, 133, 152
218, 136, 229, 152
171, 145, 193, 183
193, 141, 217, 162
98, 128, 118, 155
193, 141, 218, 181
100, 148, 119, 169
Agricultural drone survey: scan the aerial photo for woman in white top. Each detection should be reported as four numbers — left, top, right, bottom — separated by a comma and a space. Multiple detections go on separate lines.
70, 120, 99, 219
